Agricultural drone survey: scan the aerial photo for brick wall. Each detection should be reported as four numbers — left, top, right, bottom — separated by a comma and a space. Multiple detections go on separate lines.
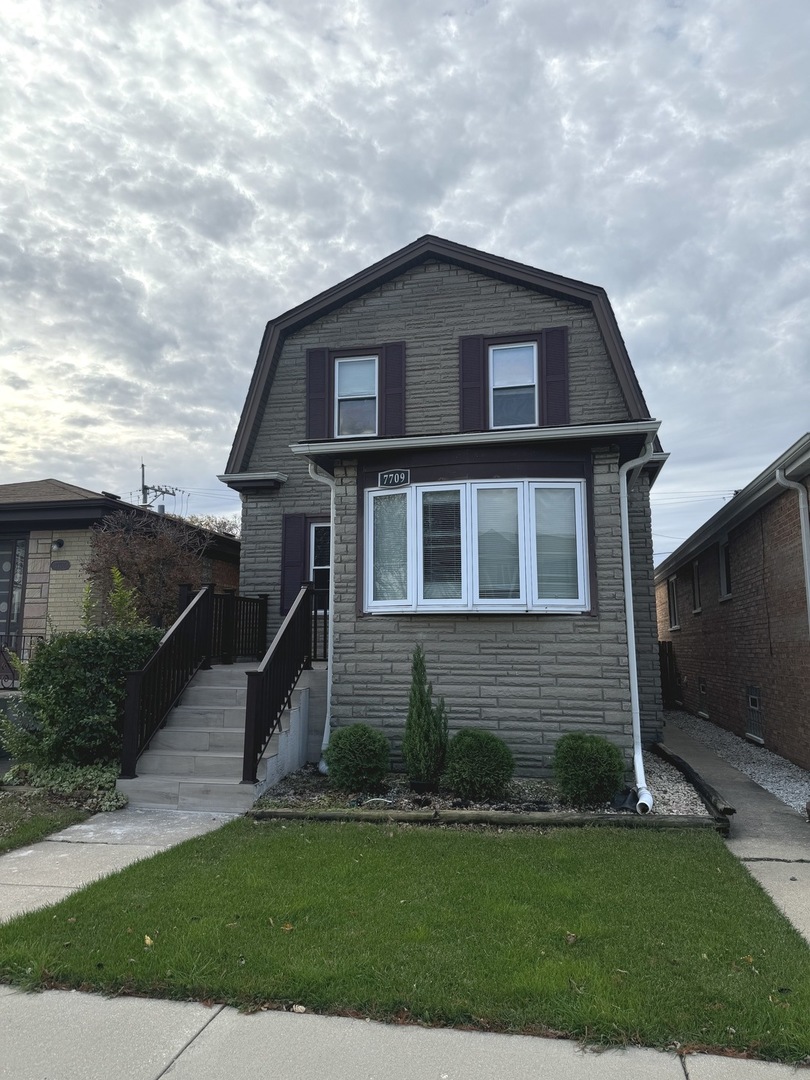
19, 529, 93, 635
656, 483, 810, 769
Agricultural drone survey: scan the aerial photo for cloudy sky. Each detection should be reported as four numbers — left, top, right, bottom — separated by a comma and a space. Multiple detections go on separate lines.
2, 0, 808, 560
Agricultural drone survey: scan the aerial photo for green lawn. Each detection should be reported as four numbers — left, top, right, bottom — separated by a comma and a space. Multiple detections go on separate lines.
1, 821, 808, 1061
0, 789, 88, 855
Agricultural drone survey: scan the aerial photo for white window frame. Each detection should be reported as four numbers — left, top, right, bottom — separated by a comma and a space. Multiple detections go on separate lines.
364, 478, 589, 614
334, 355, 378, 438
488, 342, 538, 430
416, 484, 470, 609
366, 488, 413, 610
528, 480, 590, 612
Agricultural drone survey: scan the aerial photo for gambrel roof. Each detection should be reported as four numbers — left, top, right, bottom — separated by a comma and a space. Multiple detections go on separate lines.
226, 234, 655, 474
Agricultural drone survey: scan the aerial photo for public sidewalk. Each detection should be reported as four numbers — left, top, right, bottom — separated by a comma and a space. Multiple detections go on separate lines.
1, 752, 809, 1078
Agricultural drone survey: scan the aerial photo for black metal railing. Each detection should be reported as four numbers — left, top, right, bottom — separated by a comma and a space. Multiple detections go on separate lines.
242, 583, 314, 784
311, 589, 329, 662
120, 587, 215, 778
211, 591, 268, 663
0, 634, 45, 689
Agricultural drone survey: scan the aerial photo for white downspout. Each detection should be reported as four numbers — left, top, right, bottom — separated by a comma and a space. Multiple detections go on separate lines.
619, 436, 656, 814
775, 469, 810, 638
309, 462, 336, 773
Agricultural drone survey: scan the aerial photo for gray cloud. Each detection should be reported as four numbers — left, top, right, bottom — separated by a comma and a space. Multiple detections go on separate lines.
1, 0, 809, 549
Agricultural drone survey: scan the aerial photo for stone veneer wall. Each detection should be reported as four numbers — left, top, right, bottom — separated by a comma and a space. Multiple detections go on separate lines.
324, 448, 661, 779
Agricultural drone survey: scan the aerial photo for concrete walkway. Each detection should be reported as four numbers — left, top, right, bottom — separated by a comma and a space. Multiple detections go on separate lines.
1, 748, 809, 1079
663, 726, 810, 944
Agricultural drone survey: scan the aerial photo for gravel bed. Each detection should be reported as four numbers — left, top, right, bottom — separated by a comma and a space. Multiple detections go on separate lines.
665, 710, 810, 815
258, 751, 709, 818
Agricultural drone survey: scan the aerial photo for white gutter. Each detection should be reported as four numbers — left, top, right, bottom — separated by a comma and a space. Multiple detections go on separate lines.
308, 463, 336, 773
775, 469, 810, 638
618, 434, 657, 814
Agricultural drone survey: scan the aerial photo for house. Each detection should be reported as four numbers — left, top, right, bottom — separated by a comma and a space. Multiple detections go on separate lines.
222, 235, 666, 793
0, 480, 240, 665
655, 435, 810, 770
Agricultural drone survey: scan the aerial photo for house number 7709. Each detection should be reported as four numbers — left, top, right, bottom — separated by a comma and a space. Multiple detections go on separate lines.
378, 470, 410, 487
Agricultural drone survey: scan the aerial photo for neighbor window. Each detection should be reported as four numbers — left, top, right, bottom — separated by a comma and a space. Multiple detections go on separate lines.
667, 576, 679, 630
334, 356, 378, 437
310, 522, 331, 611
365, 479, 588, 613
489, 343, 538, 429
691, 559, 701, 612
719, 541, 732, 598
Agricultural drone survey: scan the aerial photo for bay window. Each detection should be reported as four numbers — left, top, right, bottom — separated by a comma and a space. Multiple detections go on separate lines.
366, 479, 589, 613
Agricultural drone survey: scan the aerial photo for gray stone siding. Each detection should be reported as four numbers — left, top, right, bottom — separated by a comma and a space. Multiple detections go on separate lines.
325, 449, 659, 779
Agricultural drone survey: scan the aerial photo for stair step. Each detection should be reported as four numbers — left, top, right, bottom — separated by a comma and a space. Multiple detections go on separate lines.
151, 727, 245, 753
136, 747, 265, 780
169, 706, 246, 729
116, 775, 260, 813
191, 666, 256, 688
181, 686, 247, 707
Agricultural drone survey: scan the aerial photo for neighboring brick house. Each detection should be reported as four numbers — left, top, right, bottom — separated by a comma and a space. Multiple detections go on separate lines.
0, 480, 240, 655
223, 235, 666, 784
655, 434, 810, 770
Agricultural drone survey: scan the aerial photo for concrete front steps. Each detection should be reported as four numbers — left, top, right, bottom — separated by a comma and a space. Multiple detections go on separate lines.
116, 663, 311, 813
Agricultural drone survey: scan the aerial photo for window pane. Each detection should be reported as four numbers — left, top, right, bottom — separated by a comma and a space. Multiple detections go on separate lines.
337, 358, 376, 396
338, 398, 376, 436
492, 345, 534, 386
492, 387, 536, 427
422, 490, 462, 599
535, 488, 578, 599
312, 525, 330, 568
477, 488, 520, 599
373, 493, 408, 601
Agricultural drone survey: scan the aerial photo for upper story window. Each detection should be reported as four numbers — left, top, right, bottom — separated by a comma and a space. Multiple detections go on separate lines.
489, 343, 538, 428
306, 342, 405, 440
691, 559, 701, 613
335, 356, 378, 437
460, 327, 569, 433
365, 478, 589, 614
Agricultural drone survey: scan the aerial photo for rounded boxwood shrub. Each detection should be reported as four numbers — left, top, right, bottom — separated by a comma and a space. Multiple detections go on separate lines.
324, 723, 390, 793
444, 728, 514, 801
552, 733, 625, 807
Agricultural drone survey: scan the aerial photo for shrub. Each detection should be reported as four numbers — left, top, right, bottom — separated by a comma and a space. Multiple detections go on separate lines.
552, 733, 626, 807
0, 626, 162, 767
401, 645, 448, 787
3, 762, 127, 812
444, 728, 514, 801
324, 724, 390, 793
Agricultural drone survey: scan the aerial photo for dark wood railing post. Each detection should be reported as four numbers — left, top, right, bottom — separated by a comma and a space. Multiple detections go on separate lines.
220, 589, 236, 666
120, 671, 142, 778
243, 671, 261, 783
197, 586, 213, 670
257, 594, 269, 658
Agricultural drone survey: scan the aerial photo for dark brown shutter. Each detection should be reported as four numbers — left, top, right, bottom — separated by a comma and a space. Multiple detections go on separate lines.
306, 348, 329, 439
542, 327, 569, 426
381, 341, 406, 437
280, 513, 307, 614
459, 335, 486, 432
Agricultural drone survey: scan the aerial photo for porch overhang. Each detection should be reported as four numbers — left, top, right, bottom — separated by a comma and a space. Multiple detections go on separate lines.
291, 420, 666, 484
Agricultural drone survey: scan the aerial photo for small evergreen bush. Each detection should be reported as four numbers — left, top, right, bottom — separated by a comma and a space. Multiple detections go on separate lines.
402, 645, 448, 787
552, 733, 625, 807
0, 626, 161, 767
324, 724, 390, 793
444, 728, 514, 801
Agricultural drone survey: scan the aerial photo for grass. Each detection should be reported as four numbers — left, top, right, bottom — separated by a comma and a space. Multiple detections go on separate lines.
0, 788, 88, 855
1, 821, 809, 1061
